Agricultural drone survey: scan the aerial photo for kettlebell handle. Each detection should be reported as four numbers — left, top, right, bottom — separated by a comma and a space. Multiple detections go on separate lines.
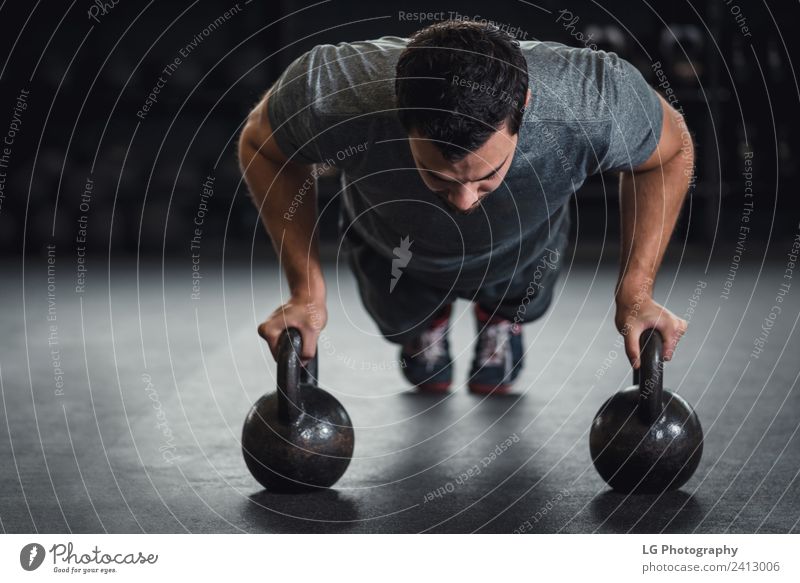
276, 328, 318, 424
632, 328, 664, 424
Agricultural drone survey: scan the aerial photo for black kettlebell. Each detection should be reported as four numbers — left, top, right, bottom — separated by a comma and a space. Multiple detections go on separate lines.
589, 328, 703, 494
242, 328, 354, 492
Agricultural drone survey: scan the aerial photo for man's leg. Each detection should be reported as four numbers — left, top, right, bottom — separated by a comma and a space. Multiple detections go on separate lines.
341, 223, 455, 346
465, 212, 571, 393
475, 206, 570, 323
474, 244, 567, 325
341, 222, 460, 391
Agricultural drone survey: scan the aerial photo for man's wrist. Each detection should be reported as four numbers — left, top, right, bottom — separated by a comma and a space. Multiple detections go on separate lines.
615, 271, 654, 307
290, 281, 326, 304
291, 291, 326, 305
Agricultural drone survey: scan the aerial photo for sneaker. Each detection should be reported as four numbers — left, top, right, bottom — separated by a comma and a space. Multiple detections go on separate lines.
400, 304, 453, 393
469, 304, 524, 395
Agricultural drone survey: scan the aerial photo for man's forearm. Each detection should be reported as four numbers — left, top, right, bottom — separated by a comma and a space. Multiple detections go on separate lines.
616, 141, 694, 304
242, 146, 326, 302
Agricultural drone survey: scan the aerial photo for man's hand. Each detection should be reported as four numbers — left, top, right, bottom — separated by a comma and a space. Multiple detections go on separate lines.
615, 293, 687, 369
258, 297, 327, 362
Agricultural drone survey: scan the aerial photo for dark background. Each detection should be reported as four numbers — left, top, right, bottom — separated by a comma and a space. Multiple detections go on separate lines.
0, 0, 797, 260
1, 1, 799, 536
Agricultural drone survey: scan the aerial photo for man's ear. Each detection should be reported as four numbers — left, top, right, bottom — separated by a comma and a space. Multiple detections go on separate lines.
524, 89, 531, 108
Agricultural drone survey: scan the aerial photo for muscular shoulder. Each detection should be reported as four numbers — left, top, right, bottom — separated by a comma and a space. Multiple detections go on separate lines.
282, 36, 407, 118
520, 41, 635, 124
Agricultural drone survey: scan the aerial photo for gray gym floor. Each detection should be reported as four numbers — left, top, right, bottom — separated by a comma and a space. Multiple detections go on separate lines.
1, 253, 798, 533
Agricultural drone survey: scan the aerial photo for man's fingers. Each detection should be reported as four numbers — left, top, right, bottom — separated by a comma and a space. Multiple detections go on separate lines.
624, 326, 642, 369
617, 300, 687, 368
258, 319, 323, 363
660, 317, 688, 361
257, 323, 279, 359
298, 327, 319, 361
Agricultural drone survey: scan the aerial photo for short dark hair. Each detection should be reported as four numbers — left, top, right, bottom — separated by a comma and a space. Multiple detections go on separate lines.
395, 20, 529, 162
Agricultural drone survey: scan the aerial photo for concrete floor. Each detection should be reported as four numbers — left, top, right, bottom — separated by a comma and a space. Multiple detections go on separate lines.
1, 254, 799, 533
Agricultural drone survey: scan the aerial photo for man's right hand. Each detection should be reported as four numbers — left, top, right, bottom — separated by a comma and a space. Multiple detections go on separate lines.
257, 297, 327, 362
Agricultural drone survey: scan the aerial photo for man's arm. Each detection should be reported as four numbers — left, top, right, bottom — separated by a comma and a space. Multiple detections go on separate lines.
615, 93, 694, 367
238, 92, 326, 361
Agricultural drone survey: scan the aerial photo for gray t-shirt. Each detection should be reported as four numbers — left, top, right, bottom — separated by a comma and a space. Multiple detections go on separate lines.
267, 37, 663, 288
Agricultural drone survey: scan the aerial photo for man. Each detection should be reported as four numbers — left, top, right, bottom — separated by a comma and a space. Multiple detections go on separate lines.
239, 20, 690, 395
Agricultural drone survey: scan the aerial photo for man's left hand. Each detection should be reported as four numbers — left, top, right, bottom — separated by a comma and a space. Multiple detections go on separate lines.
615, 295, 688, 369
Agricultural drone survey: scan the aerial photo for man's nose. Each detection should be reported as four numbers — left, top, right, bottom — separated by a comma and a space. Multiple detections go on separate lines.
447, 184, 479, 212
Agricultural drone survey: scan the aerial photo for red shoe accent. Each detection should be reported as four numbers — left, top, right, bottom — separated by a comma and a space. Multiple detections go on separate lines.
416, 381, 451, 394
430, 304, 452, 326
468, 383, 514, 396
474, 303, 493, 322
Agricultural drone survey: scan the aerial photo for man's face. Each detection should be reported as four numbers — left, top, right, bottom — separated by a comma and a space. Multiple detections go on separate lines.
409, 125, 518, 215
